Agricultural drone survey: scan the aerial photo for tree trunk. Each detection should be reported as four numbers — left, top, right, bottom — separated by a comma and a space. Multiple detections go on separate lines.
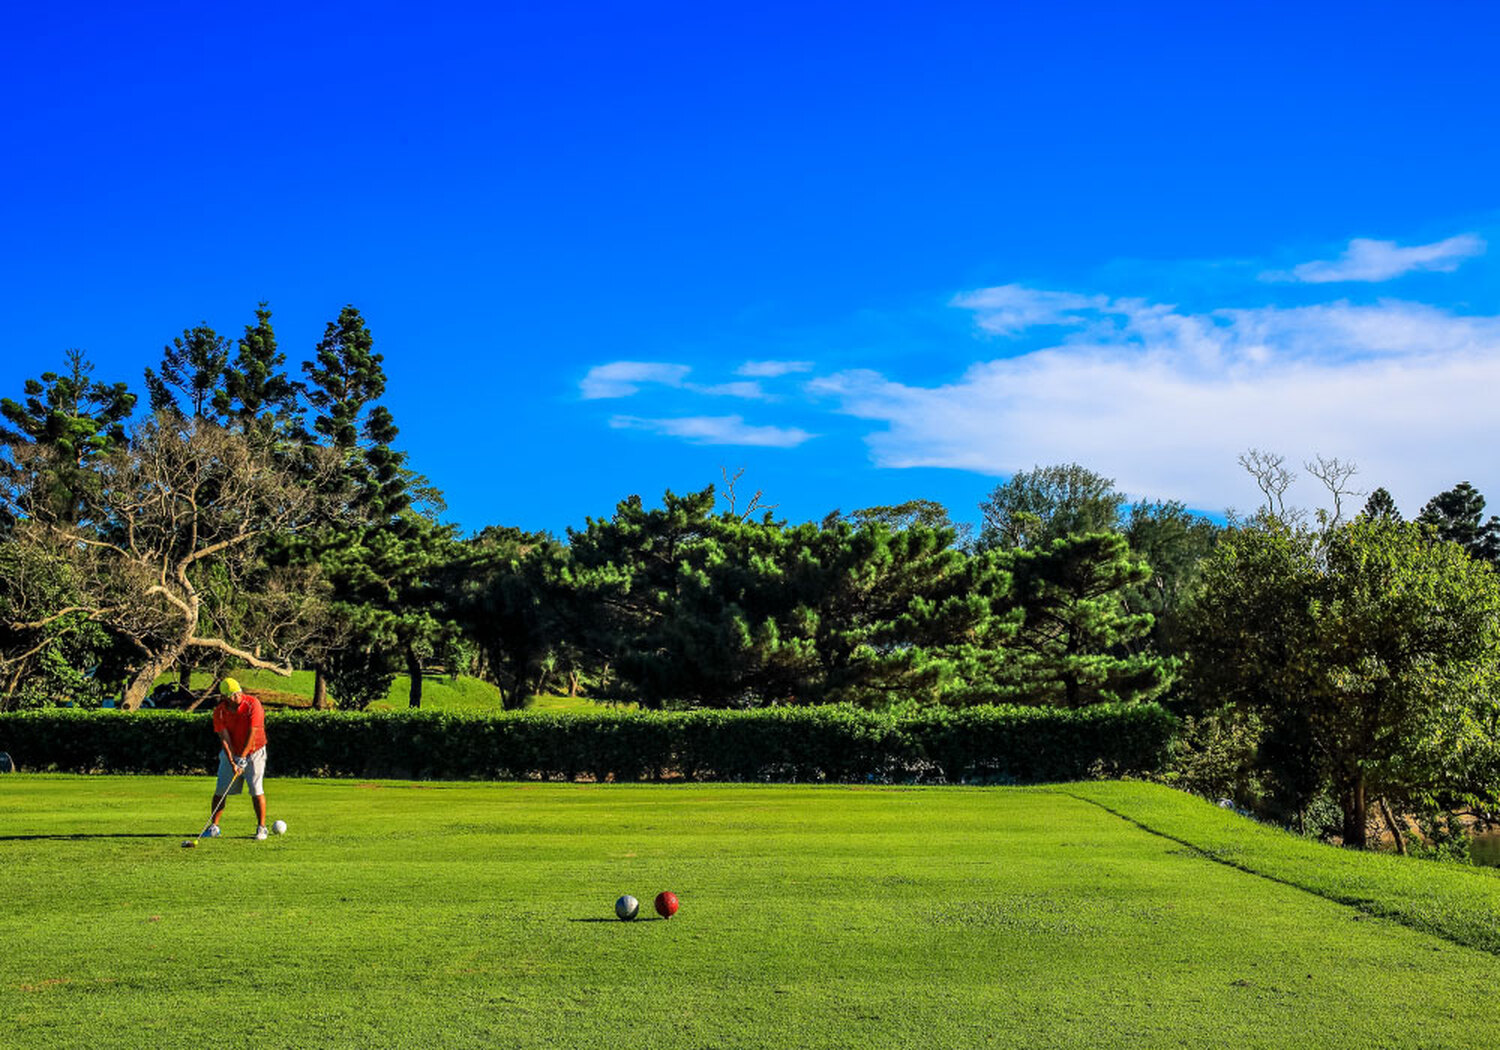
179, 663, 193, 690
1378, 797, 1407, 856
123, 651, 178, 710
406, 647, 423, 709
568, 670, 580, 697
312, 667, 329, 710
1342, 775, 1368, 849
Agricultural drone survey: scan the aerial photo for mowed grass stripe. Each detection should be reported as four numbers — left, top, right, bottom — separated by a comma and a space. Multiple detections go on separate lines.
1068, 780, 1500, 958
2, 777, 1497, 1049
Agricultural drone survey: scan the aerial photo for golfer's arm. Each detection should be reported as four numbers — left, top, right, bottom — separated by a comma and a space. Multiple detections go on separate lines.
216, 729, 237, 763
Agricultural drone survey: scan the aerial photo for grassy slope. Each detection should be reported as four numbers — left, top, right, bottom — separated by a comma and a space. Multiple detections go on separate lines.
157, 668, 623, 713
3, 779, 1499, 1049
1069, 780, 1500, 955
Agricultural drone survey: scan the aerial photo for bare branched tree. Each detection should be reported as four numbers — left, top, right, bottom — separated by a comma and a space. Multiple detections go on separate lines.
5, 416, 335, 708
1305, 455, 1363, 527
1238, 449, 1298, 521
719, 466, 778, 521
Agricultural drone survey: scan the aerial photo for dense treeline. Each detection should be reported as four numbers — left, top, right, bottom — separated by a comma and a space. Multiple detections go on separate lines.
5, 305, 1500, 848
0, 306, 1194, 714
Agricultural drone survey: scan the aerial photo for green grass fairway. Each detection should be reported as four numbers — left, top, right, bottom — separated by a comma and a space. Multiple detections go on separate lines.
4, 779, 1500, 1048
155, 668, 626, 713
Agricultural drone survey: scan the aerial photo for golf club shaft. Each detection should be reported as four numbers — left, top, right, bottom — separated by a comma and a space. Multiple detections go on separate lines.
197, 763, 245, 837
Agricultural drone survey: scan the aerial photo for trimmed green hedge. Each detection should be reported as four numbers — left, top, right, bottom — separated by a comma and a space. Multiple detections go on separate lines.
0, 703, 1176, 783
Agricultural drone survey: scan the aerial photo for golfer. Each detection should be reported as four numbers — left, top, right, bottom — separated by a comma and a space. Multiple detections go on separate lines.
205, 677, 271, 840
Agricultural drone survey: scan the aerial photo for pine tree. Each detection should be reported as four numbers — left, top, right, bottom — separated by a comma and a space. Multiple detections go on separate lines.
1360, 487, 1402, 523
1418, 482, 1500, 562
0, 348, 135, 524
988, 532, 1173, 707
298, 305, 456, 708
143, 324, 231, 420
215, 303, 305, 444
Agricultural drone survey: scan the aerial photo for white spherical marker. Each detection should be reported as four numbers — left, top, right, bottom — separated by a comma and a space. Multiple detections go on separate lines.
615, 895, 639, 921
271, 819, 288, 835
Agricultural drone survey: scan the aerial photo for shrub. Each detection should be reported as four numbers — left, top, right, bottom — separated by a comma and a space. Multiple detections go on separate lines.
0, 703, 1176, 783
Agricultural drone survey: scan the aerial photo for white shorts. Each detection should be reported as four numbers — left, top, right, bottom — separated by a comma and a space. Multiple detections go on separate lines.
216, 747, 267, 797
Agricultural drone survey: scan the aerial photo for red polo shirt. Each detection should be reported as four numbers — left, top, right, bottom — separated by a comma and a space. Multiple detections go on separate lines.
212, 694, 267, 754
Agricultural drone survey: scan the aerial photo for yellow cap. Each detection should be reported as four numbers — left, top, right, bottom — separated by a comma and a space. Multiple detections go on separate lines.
219, 677, 242, 695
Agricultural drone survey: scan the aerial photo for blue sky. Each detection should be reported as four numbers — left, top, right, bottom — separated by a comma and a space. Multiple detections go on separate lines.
3, 2, 1498, 535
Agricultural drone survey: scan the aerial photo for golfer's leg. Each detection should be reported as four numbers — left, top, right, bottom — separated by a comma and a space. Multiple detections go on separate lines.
246, 749, 268, 826
211, 752, 234, 825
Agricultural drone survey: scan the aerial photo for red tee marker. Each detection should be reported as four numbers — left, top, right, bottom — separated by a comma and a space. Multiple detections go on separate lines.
655, 891, 679, 918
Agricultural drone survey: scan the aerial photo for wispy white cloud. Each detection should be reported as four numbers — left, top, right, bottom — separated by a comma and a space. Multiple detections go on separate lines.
686, 380, 769, 399
580, 361, 691, 399
610, 415, 816, 448
950, 285, 1109, 335
736, 360, 814, 377
811, 286, 1500, 513
1264, 234, 1485, 283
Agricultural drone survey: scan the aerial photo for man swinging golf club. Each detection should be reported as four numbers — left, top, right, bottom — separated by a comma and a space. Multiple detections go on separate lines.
203, 677, 272, 841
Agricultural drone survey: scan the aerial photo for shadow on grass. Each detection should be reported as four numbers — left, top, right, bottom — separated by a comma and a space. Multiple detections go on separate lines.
0, 833, 182, 841
568, 916, 668, 923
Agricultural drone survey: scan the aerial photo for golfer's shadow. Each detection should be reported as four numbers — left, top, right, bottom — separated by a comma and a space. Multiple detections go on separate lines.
568, 916, 667, 923
0, 833, 181, 841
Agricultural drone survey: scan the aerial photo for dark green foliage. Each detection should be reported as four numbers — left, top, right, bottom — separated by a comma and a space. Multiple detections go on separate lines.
1360, 487, 1402, 523
0, 349, 136, 523
303, 306, 384, 452
978, 463, 1125, 550
450, 527, 574, 709
0, 702, 1176, 782
143, 324, 232, 420
214, 303, 306, 444
1121, 500, 1220, 656
985, 532, 1174, 707
568, 489, 1020, 708
1183, 518, 1500, 847
825, 499, 975, 549
1418, 481, 1500, 562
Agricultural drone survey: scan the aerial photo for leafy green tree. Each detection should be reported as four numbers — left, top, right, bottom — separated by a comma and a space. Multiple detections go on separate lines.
451, 527, 575, 708
986, 532, 1173, 707
0, 349, 136, 524
1121, 500, 1220, 657
1359, 487, 1402, 523
1183, 518, 1500, 847
1418, 482, 1500, 562
978, 463, 1124, 550
143, 324, 231, 420
3, 419, 332, 709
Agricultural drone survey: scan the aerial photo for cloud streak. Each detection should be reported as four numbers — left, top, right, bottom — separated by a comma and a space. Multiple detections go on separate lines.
610, 415, 816, 448
580, 361, 690, 399
1264, 234, 1485, 283
812, 286, 1500, 513
736, 360, 814, 377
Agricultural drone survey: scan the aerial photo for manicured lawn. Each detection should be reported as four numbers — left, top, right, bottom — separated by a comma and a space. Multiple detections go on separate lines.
3, 778, 1499, 1048
152, 668, 628, 713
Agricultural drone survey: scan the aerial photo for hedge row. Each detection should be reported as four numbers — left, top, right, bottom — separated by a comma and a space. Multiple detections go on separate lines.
0, 703, 1177, 784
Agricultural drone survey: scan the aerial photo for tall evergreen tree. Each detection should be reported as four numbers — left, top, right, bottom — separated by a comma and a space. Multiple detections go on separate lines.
1360, 487, 1402, 523
298, 305, 455, 708
215, 303, 305, 443
143, 324, 231, 420
1417, 482, 1500, 561
0, 348, 136, 524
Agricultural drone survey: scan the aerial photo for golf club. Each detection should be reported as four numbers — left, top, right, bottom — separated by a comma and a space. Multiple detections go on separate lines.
181, 762, 245, 848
